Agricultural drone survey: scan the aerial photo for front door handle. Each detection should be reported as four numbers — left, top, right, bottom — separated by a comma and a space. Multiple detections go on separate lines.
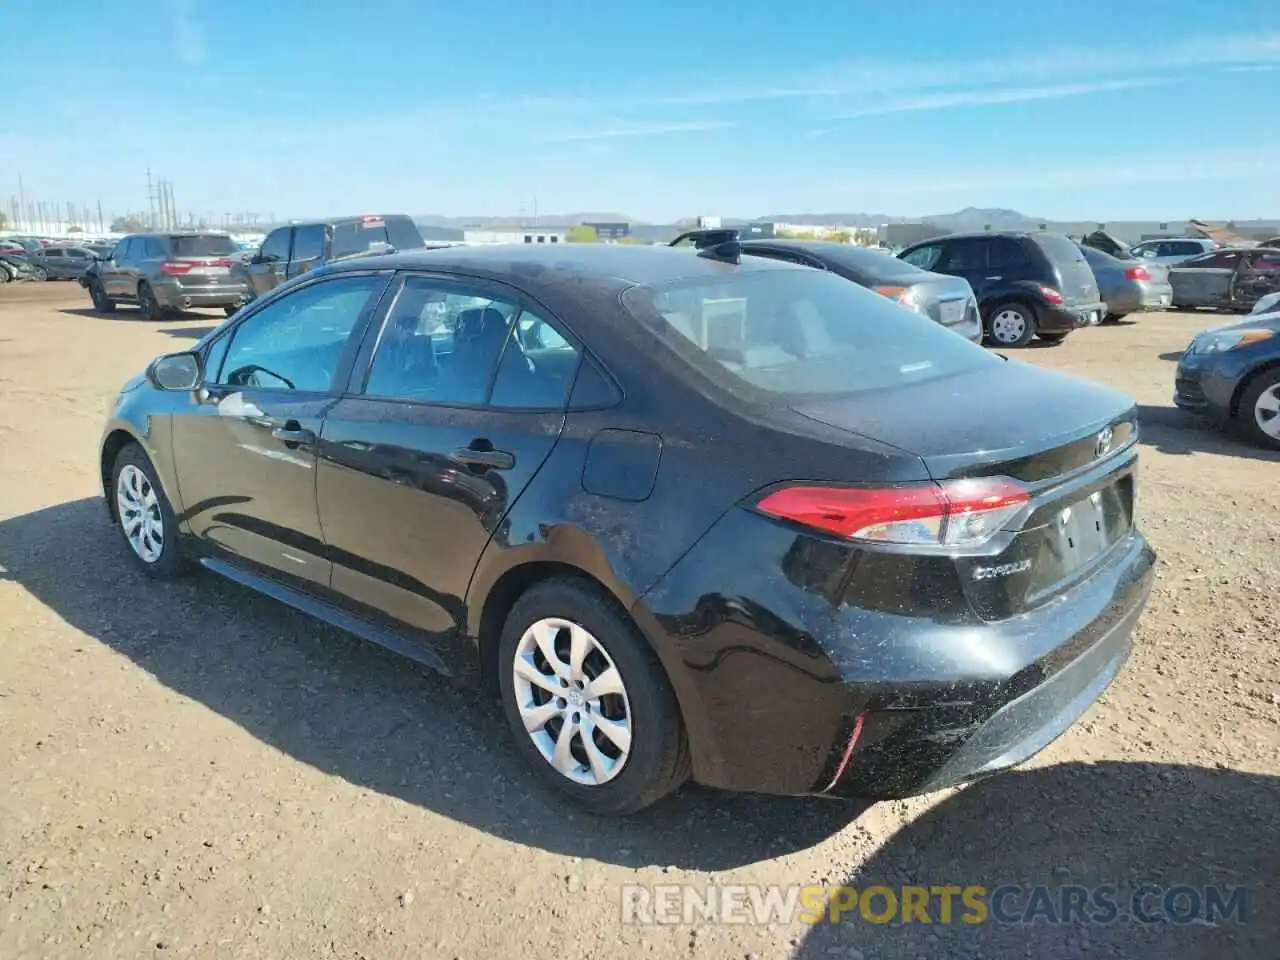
985, 275, 1003, 280
271, 420, 316, 447
449, 441, 515, 471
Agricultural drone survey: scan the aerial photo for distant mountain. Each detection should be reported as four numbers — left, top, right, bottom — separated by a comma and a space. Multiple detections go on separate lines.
758, 207, 1043, 231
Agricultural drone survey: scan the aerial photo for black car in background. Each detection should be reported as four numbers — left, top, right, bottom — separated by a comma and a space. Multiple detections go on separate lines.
738, 239, 982, 342
233, 214, 426, 301
1175, 311, 1280, 449
1168, 247, 1280, 312
898, 232, 1105, 347
99, 244, 1154, 814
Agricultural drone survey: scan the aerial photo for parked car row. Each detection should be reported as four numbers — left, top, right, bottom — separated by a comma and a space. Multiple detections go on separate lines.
76, 215, 428, 319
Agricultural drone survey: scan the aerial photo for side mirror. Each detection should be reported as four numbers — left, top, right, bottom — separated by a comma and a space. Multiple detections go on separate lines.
147, 352, 203, 391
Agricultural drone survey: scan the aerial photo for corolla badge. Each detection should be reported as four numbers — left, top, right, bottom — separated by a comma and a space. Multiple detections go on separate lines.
972, 558, 1033, 581
1094, 426, 1115, 459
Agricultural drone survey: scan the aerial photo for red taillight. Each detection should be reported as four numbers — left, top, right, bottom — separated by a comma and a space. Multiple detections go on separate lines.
161, 258, 233, 274
755, 478, 1031, 548
1124, 266, 1151, 281
161, 262, 192, 275
1038, 286, 1065, 305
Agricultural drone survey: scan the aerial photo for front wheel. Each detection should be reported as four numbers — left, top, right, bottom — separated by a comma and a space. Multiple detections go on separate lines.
1239, 369, 1280, 451
31, 267, 48, 281
223, 305, 241, 318
985, 301, 1037, 347
89, 280, 116, 312
1036, 331, 1069, 344
111, 444, 189, 578
497, 578, 689, 815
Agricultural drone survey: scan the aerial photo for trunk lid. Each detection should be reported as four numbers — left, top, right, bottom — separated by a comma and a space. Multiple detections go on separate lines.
900, 274, 980, 335
1032, 232, 1101, 306
791, 361, 1139, 619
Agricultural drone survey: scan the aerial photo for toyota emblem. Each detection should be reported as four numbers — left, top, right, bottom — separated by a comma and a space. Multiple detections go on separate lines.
1094, 426, 1115, 459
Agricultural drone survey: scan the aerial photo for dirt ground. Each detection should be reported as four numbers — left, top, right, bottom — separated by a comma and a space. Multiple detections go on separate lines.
1, 281, 1276, 960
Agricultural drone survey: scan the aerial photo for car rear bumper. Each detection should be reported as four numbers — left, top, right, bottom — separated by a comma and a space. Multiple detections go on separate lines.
634, 506, 1157, 800
152, 278, 250, 309
1039, 301, 1106, 332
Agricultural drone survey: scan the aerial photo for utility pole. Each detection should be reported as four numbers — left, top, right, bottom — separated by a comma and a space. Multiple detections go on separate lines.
17, 175, 26, 231
97, 200, 104, 232
146, 168, 156, 228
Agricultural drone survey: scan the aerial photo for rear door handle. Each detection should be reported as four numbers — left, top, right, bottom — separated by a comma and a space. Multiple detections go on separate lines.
985, 275, 1003, 280
271, 420, 316, 446
449, 442, 515, 471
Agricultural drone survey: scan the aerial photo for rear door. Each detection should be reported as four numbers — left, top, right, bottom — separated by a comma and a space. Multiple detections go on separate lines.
247, 227, 292, 296
1232, 248, 1280, 308
1169, 250, 1245, 307
316, 273, 579, 654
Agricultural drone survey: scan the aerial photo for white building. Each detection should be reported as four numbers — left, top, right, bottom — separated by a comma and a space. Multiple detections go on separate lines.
462, 228, 567, 245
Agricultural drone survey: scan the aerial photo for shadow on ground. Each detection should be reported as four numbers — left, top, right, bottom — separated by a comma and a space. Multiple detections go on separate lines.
0, 498, 863, 871
158, 324, 220, 340
1135, 404, 1280, 461
796, 761, 1277, 960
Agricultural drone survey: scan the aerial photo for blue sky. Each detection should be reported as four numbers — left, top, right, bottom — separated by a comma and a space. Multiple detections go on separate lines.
2, 0, 1279, 222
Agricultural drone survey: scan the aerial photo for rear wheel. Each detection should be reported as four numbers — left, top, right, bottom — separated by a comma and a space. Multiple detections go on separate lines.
31, 266, 48, 281
224, 305, 240, 318
985, 302, 1037, 348
497, 578, 688, 815
89, 280, 115, 312
137, 282, 160, 320
1101, 312, 1124, 324
1239, 369, 1280, 450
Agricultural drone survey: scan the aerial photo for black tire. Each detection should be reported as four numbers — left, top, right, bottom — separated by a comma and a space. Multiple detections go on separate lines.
31, 267, 48, 281
1101, 312, 1124, 324
223, 305, 240, 318
984, 301, 1037, 348
497, 577, 689, 815
1237, 368, 1280, 451
89, 280, 116, 312
109, 443, 190, 579
137, 282, 160, 320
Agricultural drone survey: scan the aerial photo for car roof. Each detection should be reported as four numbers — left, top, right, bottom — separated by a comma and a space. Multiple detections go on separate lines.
319, 242, 807, 290
286, 214, 415, 227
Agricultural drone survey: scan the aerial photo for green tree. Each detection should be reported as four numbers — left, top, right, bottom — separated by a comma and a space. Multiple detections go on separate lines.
111, 215, 146, 233
566, 225, 600, 243
826, 230, 852, 244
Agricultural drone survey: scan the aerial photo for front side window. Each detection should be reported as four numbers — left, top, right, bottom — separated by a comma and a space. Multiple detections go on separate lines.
215, 275, 383, 392
942, 239, 987, 271
259, 228, 291, 262
621, 268, 997, 398
900, 244, 942, 270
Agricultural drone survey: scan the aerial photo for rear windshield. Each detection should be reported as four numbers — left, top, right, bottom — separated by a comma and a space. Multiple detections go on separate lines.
331, 216, 425, 257
620, 267, 998, 398
171, 235, 237, 257
821, 244, 926, 278
1031, 232, 1088, 265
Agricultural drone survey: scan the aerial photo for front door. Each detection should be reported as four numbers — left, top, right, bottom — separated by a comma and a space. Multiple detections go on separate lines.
169, 272, 390, 591
316, 274, 578, 657
246, 227, 292, 297
1169, 250, 1244, 308
102, 238, 134, 296
936, 237, 994, 300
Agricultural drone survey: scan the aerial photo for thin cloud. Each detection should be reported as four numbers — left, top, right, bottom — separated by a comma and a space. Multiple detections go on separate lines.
1224, 63, 1280, 73
824, 77, 1175, 121
538, 120, 734, 144
169, 0, 207, 66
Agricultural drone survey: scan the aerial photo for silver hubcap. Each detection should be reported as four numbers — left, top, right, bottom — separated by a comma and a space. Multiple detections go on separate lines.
512, 618, 632, 786
1255, 384, 1280, 439
991, 309, 1028, 344
116, 464, 164, 563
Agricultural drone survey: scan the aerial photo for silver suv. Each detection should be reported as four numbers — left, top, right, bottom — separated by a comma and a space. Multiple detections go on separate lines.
84, 232, 250, 319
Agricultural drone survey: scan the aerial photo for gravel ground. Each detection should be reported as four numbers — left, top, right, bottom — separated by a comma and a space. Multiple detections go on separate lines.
1, 282, 1276, 960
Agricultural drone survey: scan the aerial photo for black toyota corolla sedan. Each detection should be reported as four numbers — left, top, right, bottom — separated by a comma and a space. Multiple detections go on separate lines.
99, 242, 1156, 815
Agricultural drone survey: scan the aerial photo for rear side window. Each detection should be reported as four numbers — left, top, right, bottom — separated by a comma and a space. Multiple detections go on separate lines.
1030, 233, 1087, 266
988, 237, 1031, 268
942, 239, 986, 271
332, 217, 425, 258
291, 224, 326, 261
1252, 251, 1280, 270
143, 238, 167, 259
620, 268, 997, 398
171, 235, 237, 257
